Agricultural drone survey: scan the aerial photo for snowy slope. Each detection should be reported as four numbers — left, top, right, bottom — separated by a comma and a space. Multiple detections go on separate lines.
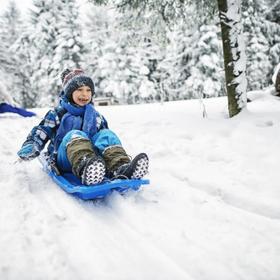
1, 90, 280, 280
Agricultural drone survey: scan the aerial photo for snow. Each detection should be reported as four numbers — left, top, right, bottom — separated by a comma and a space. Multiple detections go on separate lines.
1, 91, 280, 280
0, 81, 16, 105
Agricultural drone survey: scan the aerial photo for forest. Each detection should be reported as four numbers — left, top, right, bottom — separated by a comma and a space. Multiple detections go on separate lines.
0, 0, 279, 108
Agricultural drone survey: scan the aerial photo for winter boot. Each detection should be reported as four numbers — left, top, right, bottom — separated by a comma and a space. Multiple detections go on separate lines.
103, 146, 149, 179
67, 137, 105, 185
114, 153, 149, 179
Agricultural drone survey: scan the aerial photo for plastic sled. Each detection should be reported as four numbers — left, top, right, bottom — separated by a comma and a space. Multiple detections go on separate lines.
40, 156, 150, 200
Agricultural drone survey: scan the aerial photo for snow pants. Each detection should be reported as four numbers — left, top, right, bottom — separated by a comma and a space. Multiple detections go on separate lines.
57, 129, 122, 172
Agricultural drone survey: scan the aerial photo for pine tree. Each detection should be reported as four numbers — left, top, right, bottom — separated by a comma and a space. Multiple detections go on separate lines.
54, 0, 86, 70
266, 21, 280, 82
28, 0, 61, 105
25, 0, 87, 106
265, 0, 280, 23
91, 0, 247, 116
158, 22, 193, 101
0, 1, 23, 102
264, 0, 280, 83
243, 0, 271, 90
158, 16, 224, 101
83, 4, 116, 96
185, 24, 225, 99
115, 8, 164, 102
85, 4, 162, 103
12, 32, 37, 107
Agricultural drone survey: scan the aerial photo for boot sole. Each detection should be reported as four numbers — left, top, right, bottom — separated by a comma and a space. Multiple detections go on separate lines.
131, 155, 149, 179
82, 159, 106, 186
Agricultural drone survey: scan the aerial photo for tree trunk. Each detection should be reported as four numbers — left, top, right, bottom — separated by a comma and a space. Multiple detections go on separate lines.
274, 64, 280, 95
217, 0, 247, 117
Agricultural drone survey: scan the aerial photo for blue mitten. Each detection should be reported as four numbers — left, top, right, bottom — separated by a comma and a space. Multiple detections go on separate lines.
17, 143, 40, 161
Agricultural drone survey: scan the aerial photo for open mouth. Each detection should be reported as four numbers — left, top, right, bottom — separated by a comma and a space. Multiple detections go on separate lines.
78, 98, 89, 103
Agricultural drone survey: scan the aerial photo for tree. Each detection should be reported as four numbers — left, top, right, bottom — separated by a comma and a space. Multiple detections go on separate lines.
54, 0, 86, 70
0, 1, 23, 103
28, 0, 62, 106
157, 17, 192, 101
243, 0, 271, 91
90, 0, 247, 117
265, 0, 280, 23
85, 4, 162, 103
21, 0, 86, 106
159, 22, 224, 101
12, 33, 37, 108
185, 24, 225, 99
217, 0, 247, 117
264, 0, 280, 82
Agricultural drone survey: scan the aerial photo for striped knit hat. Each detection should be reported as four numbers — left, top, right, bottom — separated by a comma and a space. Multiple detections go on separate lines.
61, 69, 95, 102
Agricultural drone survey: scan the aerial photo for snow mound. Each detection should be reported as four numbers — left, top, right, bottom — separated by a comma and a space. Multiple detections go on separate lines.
1, 94, 280, 280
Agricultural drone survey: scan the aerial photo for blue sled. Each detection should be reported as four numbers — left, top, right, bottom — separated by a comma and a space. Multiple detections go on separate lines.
41, 158, 150, 200
0, 103, 36, 117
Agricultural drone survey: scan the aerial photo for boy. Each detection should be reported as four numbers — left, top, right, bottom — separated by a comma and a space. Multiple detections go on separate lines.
17, 69, 149, 185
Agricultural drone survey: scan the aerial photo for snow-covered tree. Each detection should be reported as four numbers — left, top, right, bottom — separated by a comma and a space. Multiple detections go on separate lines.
91, 0, 247, 116
28, 0, 62, 105
114, 8, 164, 102
185, 25, 224, 99
26, 0, 86, 106
53, 0, 87, 70
264, 0, 280, 83
242, 0, 271, 91
0, 1, 23, 102
157, 16, 224, 101
85, 4, 162, 103
241, 0, 280, 90
95, 32, 157, 103
83, 5, 116, 96
217, 0, 247, 117
265, 0, 280, 23
12, 32, 37, 108
266, 21, 280, 83
157, 22, 192, 101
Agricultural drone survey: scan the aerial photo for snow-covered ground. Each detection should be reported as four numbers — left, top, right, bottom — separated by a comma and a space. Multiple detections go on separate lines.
1, 90, 280, 280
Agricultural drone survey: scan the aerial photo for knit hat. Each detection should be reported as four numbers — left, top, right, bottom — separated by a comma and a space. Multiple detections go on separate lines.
61, 68, 95, 102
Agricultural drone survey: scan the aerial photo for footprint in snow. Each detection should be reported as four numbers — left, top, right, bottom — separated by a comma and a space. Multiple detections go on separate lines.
255, 120, 274, 127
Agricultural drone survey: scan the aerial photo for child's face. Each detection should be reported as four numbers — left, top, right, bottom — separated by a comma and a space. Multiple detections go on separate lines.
72, 86, 92, 106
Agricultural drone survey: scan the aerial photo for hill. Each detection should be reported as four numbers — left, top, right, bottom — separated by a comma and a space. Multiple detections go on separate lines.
1, 92, 280, 280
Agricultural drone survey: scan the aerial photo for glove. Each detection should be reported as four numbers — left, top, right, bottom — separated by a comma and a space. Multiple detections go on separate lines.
17, 143, 40, 161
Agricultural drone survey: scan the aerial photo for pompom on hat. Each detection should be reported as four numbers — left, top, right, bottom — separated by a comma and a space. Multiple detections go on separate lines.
61, 68, 95, 102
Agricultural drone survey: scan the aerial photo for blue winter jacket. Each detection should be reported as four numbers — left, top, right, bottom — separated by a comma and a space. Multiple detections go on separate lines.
21, 101, 108, 158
